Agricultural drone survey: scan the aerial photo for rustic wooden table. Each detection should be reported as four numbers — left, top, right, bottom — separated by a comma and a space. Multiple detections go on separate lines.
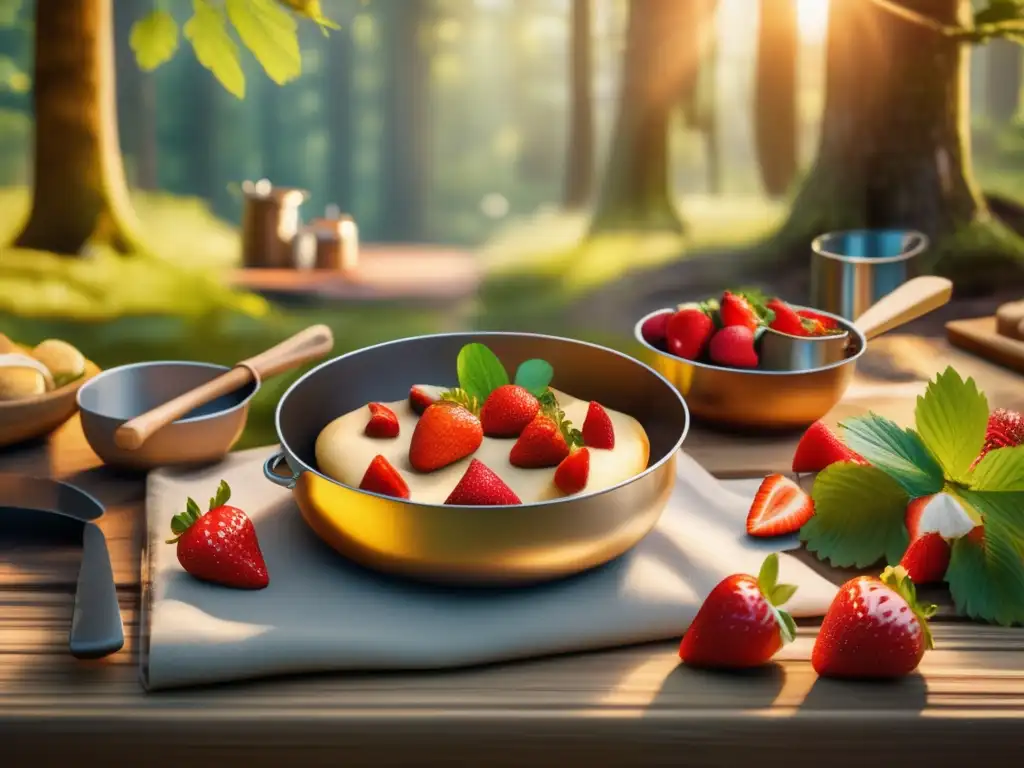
2, 335, 1023, 767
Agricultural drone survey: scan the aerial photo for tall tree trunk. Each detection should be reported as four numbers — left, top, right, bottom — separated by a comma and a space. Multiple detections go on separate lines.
564, 0, 594, 209
590, 0, 698, 234
114, 0, 157, 190
754, 0, 798, 198
325, 22, 353, 213
189, 55, 220, 206
15, 0, 144, 255
380, 0, 431, 242
777, 0, 1005, 278
987, 38, 1022, 124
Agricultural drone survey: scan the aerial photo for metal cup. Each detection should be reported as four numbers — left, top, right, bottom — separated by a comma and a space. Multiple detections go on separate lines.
809, 229, 928, 320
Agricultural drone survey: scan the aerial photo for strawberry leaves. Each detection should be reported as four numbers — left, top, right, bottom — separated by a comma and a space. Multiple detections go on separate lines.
209, 479, 231, 510
915, 368, 990, 484
514, 359, 554, 397
757, 553, 798, 645
802, 463, 910, 568
839, 414, 945, 498
538, 390, 584, 448
456, 343, 509, 403
167, 480, 232, 545
969, 446, 1024, 491
945, 519, 1024, 628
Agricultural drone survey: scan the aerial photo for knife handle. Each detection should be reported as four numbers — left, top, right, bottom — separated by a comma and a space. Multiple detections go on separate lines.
70, 523, 125, 659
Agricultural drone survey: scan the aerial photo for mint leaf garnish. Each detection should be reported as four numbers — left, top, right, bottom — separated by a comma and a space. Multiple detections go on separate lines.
456, 343, 509, 403
839, 414, 945, 498
915, 367, 989, 484
968, 446, 1024, 492
514, 359, 554, 397
946, 520, 1024, 627
802, 463, 910, 567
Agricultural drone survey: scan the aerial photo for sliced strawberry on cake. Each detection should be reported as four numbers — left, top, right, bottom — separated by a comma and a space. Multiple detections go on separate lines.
479, 384, 540, 438
445, 459, 521, 505
409, 384, 447, 415
359, 455, 410, 499
364, 402, 400, 438
554, 447, 590, 495
582, 401, 615, 449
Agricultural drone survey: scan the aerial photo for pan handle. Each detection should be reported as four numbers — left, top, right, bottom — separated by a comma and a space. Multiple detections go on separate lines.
263, 450, 299, 490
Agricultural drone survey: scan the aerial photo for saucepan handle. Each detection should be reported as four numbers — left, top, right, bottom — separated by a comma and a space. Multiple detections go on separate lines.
263, 450, 299, 490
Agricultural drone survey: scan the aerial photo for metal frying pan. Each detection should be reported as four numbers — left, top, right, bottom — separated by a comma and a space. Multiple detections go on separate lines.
0, 474, 124, 659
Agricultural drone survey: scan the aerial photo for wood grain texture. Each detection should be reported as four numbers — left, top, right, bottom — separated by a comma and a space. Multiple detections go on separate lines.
2, 334, 1024, 767
947, 316, 1024, 375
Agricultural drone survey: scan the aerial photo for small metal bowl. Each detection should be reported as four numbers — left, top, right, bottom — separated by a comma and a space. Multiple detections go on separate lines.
634, 307, 866, 432
77, 361, 258, 471
263, 332, 690, 587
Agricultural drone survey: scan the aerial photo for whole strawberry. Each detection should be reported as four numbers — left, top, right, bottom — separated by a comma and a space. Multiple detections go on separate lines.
509, 413, 571, 468
679, 553, 798, 669
792, 421, 865, 474
720, 291, 762, 331
899, 533, 950, 585
166, 481, 268, 590
708, 325, 759, 368
640, 310, 675, 347
480, 384, 540, 437
665, 307, 714, 360
409, 401, 484, 472
445, 459, 521, 505
767, 298, 807, 337
812, 566, 936, 679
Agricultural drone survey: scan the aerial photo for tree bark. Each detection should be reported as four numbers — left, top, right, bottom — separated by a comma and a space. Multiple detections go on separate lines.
325, 22, 353, 213
754, 0, 798, 198
15, 0, 144, 255
380, 0, 431, 242
564, 0, 594, 209
986, 38, 1021, 124
114, 0, 158, 190
590, 0, 699, 234
775, 0, 1019, 281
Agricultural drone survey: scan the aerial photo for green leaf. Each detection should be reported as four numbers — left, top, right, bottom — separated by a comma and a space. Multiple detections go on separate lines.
757, 552, 778, 594
946, 521, 1024, 627
0, 0, 21, 27
226, 0, 302, 85
959, 488, 1024, 542
914, 367, 990, 483
775, 609, 797, 645
209, 480, 231, 510
975, 0, 1024, 26
839, 414, 945, 498
770, 583, 798, 607
969, 446, 1024, 491
513, 359, 554, 397
184, 0, 246, 98
802, 463, 910, 568
129, 10, 179, 71
456, 343, 509, 403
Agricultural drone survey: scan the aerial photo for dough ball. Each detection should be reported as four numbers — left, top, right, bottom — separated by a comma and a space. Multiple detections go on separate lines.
32, 339, 86, 386
0, 334, 18, 354
0, 367, 47, 401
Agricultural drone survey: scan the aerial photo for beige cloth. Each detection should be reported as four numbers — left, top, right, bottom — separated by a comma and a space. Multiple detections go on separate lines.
141, 447, 838, 691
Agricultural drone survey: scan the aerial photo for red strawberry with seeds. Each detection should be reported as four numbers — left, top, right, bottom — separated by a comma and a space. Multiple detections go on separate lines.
797, 308, 839, 332
899, 533, 950, 585
767, 298, 807, 337
409, 402, 484, 472
812, 566, 936, 679
554, 447, 590, 495
977, 408, 1024, 463
791, 421, 864, 474
746, 474, 815, 537
720, 291, 761, 331
665, 307, 714, 360
365, 402, 400, 438
708, 325, 758, 368
582, 401, 615, 449
409, 384, 447, 415
480, 384, 540, 437
359, 455, 410, 499
640, 310, 675, 346
679, 553, 798, 669
445, 459, 521, 505
510, 413, 570, 468
166, 481, 268, 590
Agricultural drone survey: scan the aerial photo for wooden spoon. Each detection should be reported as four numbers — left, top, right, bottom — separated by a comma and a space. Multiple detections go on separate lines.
113, 324, 335, 451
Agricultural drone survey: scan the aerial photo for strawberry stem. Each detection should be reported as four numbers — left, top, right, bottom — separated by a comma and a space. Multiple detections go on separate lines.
440, 387, 481, 416
166, 497, 203, 545
538, 389, 583, 448
880, 565, 938, 650
757, 553, 800, 646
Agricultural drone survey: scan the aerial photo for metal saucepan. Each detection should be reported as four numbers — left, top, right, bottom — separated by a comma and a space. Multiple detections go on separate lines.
262, 332, 690, 587
634, 277, 953, 431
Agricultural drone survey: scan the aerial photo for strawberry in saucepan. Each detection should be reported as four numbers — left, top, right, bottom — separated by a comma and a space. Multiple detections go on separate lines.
409, 385, 447, 415
479, 384, 540, 438
679, 553, 799, 669
719, 291, 762, 332
554, 447, 590, 495
708, 325, 759, 369
445, 459, 521, 505
359, 455, 410, 499
640, 310, 676, 347
409, 401, 484, 472
812, 566, 936, 679
582, 401, 615, 449
509, 413, 571, 468
665, 307, 714, 361
365, 402, 400, 438
166, 481, 269, 590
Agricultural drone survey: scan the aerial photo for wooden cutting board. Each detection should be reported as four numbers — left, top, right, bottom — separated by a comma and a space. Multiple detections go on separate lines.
947, 315, 1024, 374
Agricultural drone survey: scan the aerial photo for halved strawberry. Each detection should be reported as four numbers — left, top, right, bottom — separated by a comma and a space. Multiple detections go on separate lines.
445, 459, 521, 505
554, 447, 590, 495
365, 402, 400, 438
480, 384, 540, 438
510, 414, 571, 468
409, 384, 447, 415
746, 474, 815, 538
905, 492, 975, 542
359, 455, 410, 499
409, 402, 484, 472
582, 401, 615, 449
791, 421, 864, 474
899, 533, 950, 585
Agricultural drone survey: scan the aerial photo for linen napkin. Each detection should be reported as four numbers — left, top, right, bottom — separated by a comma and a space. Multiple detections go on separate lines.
140, 447, 838, 690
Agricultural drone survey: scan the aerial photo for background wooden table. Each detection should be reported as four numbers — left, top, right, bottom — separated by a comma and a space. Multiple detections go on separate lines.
2, 334, 1024, 767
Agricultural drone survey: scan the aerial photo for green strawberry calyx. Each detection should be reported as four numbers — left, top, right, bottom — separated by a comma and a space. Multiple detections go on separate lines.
440, 387, 481, 416
538, 389, 584, 449
165, 480, 232, 545
757, 553, 799, 645
879, 565, 938, 651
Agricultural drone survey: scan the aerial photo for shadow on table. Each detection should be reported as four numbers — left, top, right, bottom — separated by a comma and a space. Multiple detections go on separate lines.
646, 662, 787, 713
800, 674, 928, 713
